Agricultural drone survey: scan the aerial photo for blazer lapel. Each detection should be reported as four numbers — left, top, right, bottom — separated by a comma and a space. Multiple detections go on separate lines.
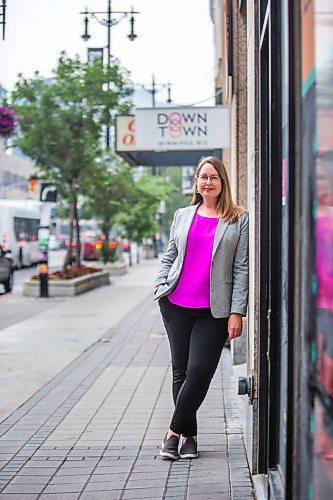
212, 219, 229, 258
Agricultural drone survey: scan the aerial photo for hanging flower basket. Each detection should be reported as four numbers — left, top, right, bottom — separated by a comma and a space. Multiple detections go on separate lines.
0, 106, 17, 138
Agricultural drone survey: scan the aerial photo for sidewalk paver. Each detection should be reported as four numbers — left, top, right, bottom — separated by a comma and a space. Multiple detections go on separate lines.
0, 259, 253, 499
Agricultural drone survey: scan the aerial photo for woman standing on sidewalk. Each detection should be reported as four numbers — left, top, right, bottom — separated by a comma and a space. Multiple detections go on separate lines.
154, 156, 249, 460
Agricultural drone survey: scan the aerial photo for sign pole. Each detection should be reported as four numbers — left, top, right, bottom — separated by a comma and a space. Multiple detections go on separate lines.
38, 183, 57, 298
38, 224, 49, 298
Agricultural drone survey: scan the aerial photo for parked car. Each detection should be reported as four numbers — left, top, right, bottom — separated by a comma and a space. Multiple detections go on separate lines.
66, 234, 99, 262
0, 246, 14, 292
81, 235, 99, 261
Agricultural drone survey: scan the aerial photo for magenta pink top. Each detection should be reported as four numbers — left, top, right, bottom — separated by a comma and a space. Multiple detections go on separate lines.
168, 212, 219, 308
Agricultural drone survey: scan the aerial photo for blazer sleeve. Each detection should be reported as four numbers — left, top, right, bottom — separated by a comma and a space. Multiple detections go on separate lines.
154, 209, 179, 288
230, 212, 249, 316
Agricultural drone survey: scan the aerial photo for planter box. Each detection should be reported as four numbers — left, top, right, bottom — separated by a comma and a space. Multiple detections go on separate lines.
94, 261, 127, 276
22, 270, 110, 298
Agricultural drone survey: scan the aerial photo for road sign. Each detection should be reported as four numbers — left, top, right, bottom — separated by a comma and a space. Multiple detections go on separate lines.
40, 183, 57, 202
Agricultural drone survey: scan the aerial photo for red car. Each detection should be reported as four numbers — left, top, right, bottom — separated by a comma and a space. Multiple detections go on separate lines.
81, 236, 99, 261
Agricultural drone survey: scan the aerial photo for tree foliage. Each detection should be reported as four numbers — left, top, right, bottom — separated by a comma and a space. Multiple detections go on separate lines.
9, 52, 133, 270
158, 166, 189, 236
115, 173, 174, 265
83, 156, 132, 225
80, 155, 133, 263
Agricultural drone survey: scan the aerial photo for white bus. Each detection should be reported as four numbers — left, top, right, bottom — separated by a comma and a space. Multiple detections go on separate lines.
0, 200, 41, 268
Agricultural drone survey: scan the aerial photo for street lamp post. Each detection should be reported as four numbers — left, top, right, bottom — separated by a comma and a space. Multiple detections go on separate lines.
0, 0, 6, 40
80, 1, 139, 149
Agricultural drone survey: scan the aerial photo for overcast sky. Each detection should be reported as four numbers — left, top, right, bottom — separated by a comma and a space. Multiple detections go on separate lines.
0, 0, 216, 108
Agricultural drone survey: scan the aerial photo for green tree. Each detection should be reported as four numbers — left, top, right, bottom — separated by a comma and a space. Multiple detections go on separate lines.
115, 173, 174, 266
159, 166, 189, 236
9, 52, 133, 271
81, 155, 133, 263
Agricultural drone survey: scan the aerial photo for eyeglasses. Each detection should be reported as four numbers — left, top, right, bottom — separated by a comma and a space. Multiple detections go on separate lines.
197, 174, 221, 183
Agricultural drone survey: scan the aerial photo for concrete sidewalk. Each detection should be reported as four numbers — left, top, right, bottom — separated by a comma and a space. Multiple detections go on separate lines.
0, 259, 253, 499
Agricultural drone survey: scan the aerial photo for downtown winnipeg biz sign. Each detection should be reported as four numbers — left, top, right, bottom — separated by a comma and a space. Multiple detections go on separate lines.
116, 106, 230, 152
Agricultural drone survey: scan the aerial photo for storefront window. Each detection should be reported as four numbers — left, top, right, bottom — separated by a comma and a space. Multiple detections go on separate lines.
314, 1, 333, 497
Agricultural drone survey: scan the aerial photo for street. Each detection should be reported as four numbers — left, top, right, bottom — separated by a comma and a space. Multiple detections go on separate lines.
0, 249, 66, 295
0, 250, 67, 331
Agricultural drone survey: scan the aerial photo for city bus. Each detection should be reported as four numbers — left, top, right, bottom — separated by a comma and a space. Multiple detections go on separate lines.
0, 199, 41, 268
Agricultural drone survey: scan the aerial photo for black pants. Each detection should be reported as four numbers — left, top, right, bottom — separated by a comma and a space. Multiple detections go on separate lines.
159, 296, 228, 437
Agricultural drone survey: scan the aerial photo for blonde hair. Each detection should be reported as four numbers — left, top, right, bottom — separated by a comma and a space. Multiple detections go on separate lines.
191, 156, 245, 223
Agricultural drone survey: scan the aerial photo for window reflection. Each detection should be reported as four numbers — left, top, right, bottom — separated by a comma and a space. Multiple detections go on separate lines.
314, 3, 333, 496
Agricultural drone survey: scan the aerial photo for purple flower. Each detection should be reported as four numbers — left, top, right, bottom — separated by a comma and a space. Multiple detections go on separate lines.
0, 106, 17, 138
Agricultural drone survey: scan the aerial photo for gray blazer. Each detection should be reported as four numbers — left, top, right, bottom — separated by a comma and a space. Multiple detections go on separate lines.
154, 203, 249, 318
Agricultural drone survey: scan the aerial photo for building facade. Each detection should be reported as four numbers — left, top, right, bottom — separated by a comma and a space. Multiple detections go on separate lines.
0, 148, 38, 201
211, 1, 333, 498
0, 86, 38, 201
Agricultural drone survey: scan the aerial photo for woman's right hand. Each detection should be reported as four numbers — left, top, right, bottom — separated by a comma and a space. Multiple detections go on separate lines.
228, 313, 243, 339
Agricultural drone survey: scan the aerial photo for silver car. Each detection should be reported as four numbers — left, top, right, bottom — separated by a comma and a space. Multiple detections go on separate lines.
0, 247, 14, 292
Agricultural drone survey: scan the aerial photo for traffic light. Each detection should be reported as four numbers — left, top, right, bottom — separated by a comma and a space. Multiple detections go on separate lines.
28, 176, 38, 193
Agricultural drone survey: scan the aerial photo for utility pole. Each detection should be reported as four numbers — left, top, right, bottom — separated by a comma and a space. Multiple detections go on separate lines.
140, 74, 172, 108
137, 75, 172, 257
138, 75, 172, 175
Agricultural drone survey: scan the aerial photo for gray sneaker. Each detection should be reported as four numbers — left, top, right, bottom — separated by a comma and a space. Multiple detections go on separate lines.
160, 433, 179, 460
179, 437, 199, 459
